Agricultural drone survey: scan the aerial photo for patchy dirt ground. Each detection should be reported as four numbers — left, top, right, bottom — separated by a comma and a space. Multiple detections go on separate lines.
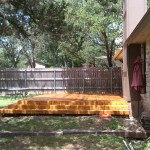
0, 115, 149, 150
0, 115, 145, 132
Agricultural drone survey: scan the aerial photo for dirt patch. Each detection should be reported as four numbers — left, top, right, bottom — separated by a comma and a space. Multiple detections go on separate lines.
0, 115, 145, 132
0, 115, 149, 150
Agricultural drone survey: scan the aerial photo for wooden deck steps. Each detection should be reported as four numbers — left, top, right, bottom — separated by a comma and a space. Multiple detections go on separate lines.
7, 104, 128, 110
0, 94, 129, 115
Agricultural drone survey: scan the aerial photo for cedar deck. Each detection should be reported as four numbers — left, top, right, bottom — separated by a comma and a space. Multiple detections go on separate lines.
0, 93, 129, 116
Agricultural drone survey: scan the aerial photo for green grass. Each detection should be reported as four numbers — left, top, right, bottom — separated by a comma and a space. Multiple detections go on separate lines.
0, 95, 150, 149
0, 116, 149, 149
0, 135, 128, 150
0, 134, 149, 150
0, 95, 36, 108
0, 96, 20, 108
0, 116, 131, 131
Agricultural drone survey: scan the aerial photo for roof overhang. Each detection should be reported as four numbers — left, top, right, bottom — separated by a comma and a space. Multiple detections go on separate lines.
126, 8, 150, 45
113, 49, 123, 61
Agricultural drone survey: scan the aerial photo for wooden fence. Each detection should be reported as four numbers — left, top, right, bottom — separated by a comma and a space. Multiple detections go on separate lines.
0, 67, 122, 94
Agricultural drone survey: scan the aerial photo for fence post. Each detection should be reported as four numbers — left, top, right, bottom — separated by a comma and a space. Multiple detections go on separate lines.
83, 69, 85, 93
0, 67, 122, 94
110, 68, 113, 93
54, 69, 56, 93
24, 69, 27, 88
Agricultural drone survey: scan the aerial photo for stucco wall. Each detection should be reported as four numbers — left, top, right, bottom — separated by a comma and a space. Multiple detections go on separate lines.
124, 0, 147, 40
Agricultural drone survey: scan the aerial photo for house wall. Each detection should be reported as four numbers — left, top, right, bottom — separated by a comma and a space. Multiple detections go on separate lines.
123, 0, 147, 117
123, 0, 147, 40
122, 46, 129, 100
143, 40, 150, 112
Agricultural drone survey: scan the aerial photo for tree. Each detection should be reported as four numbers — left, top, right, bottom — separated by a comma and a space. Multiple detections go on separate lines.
0, 36, 23, 68
148, 0, 150, 8
0, 0, 69, 67
0, 0, 123, 68
64, 0, 122, 67
96, 0, 122, 67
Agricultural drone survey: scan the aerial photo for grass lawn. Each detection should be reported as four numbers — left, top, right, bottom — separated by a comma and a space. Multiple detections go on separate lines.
0, 95, 36, 108
0, 115, 150, 150
0, 135, 132, 150
0, 95, 150, 149
0, 96, 20, 108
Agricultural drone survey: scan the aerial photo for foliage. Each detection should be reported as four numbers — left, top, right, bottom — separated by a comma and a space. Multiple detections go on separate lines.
0, 36, 25, 68
0, 0, 68, 37
0, 0, 69, 67
148, 0, 150, 8
60, 0, 123, 67
0, 0, 123, 68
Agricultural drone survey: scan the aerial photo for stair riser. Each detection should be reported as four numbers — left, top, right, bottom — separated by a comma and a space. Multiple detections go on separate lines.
0, 109, 129, 115
7, 105, 129, 110
0, 94, 129, 116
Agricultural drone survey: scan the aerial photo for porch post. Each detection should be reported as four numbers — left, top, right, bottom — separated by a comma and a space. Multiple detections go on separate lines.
127, 44, 142, 118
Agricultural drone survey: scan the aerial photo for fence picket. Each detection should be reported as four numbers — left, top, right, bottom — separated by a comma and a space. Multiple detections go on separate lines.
0, 67, 122, 94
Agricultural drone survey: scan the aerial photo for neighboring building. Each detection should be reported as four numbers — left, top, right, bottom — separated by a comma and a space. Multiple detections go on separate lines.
123, 0, 149, 117
34, 62, 46, 68
27, 62, 46, 68
95, 56, 108, 67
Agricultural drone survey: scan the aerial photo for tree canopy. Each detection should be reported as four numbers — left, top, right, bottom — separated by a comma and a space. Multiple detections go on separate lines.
0, 0, 123, 68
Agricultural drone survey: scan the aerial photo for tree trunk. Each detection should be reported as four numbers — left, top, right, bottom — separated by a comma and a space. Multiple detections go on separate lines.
101, 31, 114, 67
31, 40, 36, 68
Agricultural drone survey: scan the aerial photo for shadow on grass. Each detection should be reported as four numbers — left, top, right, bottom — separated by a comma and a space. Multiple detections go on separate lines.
1, 135, 149, 150
0, 116, 127, 131
0, 115, 149, 149
0, 135, 127, 150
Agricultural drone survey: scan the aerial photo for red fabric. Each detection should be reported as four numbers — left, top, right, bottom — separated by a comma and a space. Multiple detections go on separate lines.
99, 114, 112, 118
131, 56, 143, 92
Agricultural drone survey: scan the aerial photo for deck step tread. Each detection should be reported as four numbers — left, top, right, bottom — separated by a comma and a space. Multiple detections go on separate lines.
0, 94, 129, 116
18, 101, 128, 105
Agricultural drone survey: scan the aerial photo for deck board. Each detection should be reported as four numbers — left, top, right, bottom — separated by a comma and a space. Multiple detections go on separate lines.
0, 94, 129, 115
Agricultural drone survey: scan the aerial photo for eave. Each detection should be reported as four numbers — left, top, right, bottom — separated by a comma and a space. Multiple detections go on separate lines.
113, 49, 123, 61
126, 8, 150, 45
